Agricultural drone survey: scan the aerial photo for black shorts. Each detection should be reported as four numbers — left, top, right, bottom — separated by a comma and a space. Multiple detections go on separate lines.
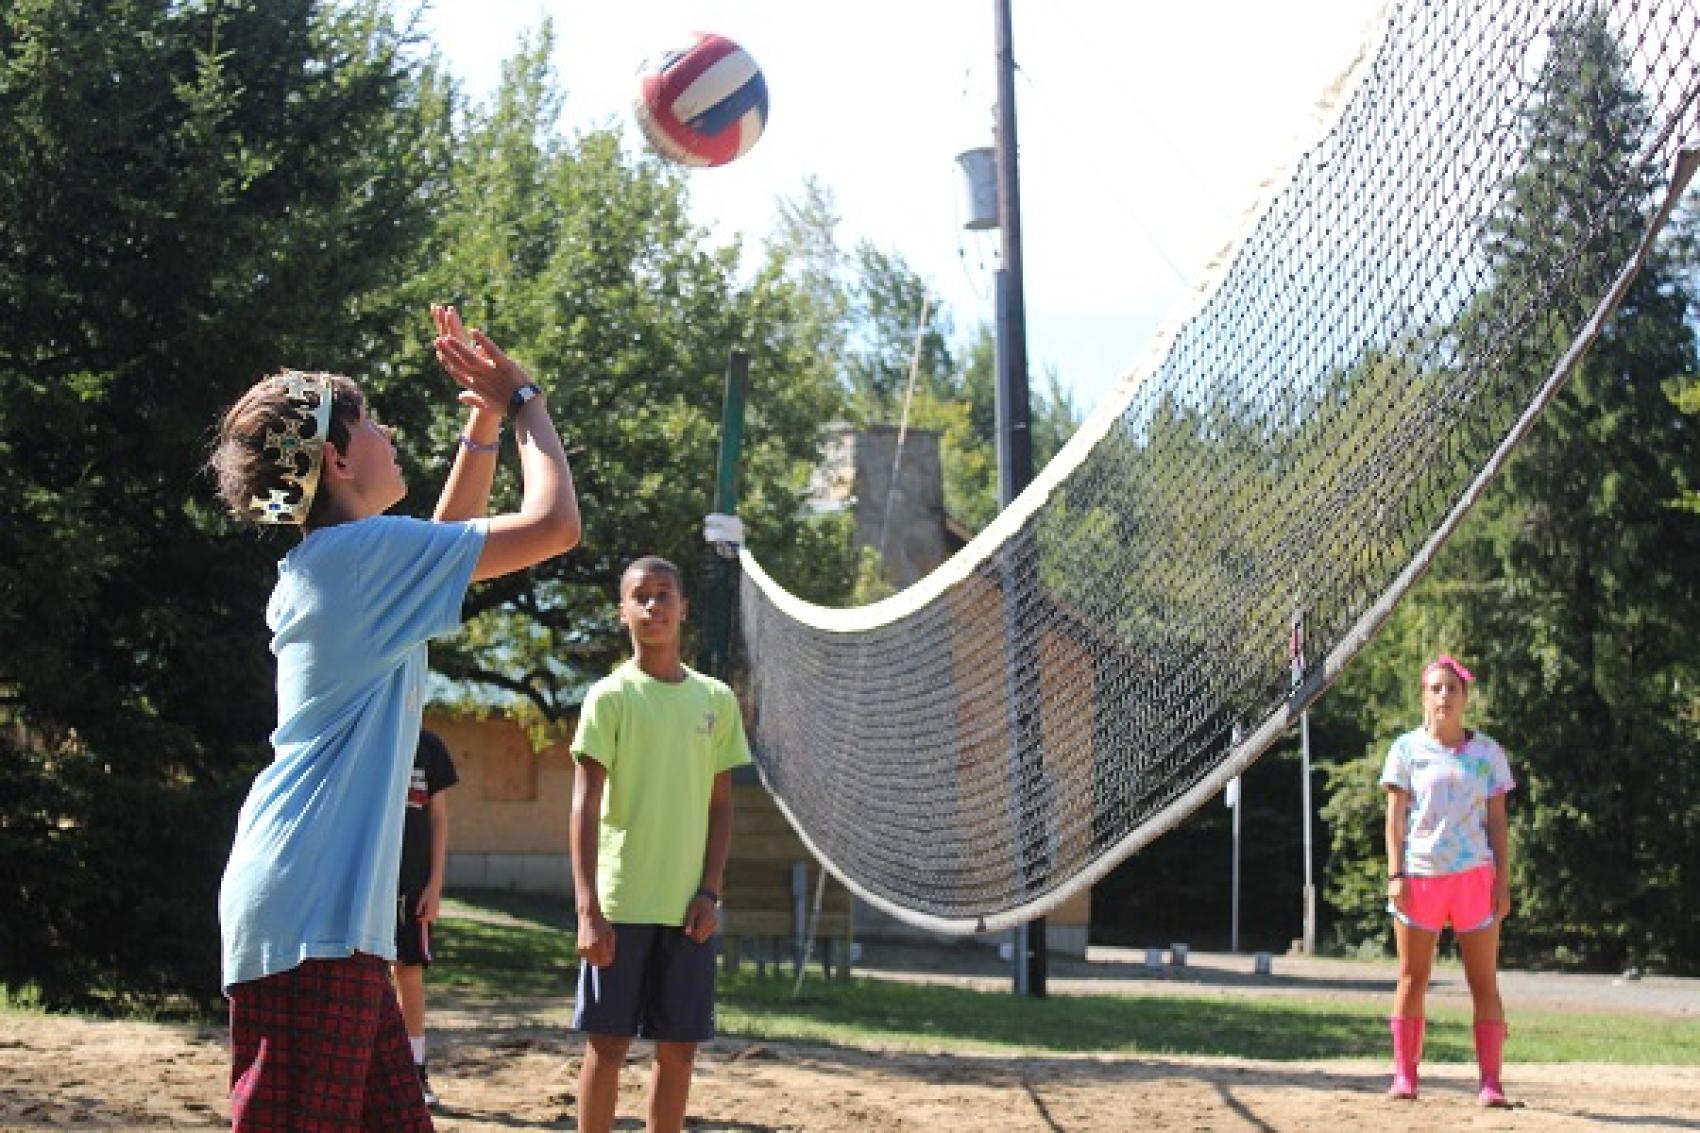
394, 893, 432, 968
571, 924, 717, 1043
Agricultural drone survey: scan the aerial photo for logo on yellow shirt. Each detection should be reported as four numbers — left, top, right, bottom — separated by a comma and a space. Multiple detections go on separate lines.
698, 711, 716, 736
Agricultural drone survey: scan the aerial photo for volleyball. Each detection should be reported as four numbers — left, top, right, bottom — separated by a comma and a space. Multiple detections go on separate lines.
635, 32, 768, 168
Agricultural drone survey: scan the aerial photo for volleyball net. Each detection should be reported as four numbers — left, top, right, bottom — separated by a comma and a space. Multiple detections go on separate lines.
735, 0, 1700, 934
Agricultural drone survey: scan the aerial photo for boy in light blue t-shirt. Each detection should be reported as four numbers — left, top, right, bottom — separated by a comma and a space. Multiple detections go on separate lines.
211, 305, 579, 1130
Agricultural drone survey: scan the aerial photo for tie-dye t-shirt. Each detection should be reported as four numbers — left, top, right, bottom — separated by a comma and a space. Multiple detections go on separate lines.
1379, 727, 1515, 877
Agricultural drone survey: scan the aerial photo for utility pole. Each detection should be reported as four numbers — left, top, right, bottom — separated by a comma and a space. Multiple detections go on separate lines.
993, 0, 1045, 999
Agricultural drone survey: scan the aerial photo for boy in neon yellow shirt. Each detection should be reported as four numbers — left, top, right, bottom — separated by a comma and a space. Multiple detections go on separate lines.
570, 555, 751, 1133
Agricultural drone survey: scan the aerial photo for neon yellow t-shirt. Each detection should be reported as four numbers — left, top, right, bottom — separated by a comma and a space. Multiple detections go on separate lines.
571, 660, 752, 924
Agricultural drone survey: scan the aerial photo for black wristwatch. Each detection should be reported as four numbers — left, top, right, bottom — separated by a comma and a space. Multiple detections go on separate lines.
508, 382, 543, 414
694, 886, 721, 907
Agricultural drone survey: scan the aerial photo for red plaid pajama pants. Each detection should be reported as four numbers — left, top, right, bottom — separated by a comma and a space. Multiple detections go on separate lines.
229, 953, 430, 1131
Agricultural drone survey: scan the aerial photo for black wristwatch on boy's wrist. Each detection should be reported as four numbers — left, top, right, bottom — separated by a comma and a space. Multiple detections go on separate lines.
508, 382, 543, 414
694, 886, 721, 908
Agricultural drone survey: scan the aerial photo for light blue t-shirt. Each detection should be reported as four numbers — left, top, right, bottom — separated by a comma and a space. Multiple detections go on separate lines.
1380, 726, 1515, 877
219, 515, 487, 990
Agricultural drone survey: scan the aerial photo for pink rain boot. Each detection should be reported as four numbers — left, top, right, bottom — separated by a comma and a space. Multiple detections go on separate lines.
1388, 1016, 1424, 1100
1475, 1020, 1510, 1107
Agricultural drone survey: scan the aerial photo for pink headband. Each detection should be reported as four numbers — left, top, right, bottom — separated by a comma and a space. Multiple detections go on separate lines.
1423, 654, 1474, 685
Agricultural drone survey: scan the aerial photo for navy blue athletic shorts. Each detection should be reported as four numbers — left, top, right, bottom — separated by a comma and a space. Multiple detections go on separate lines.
572, 923, 717, 1042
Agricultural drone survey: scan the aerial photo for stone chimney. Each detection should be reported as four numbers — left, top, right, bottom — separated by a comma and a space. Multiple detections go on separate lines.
808, 423, 950, 589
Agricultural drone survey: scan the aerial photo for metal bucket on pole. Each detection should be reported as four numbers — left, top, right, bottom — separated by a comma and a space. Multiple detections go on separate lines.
956, 146, 999, 230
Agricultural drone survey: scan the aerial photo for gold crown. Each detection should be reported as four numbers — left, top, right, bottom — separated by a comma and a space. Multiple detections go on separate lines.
249, 371, 335, 525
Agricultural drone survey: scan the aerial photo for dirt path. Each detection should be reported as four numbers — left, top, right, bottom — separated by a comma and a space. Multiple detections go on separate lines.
3, 947, 1698, 1131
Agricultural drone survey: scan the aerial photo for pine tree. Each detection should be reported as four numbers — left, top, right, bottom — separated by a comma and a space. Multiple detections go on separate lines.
0, 0, 455, 1005
1319, 13, 1700, 971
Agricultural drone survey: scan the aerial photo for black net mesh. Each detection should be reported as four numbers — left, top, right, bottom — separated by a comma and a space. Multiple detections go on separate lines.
737, 0, 1700, 933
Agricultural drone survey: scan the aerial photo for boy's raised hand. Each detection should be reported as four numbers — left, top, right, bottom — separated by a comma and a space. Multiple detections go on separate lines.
431, 303, 529, 413
431, 302, 474, 347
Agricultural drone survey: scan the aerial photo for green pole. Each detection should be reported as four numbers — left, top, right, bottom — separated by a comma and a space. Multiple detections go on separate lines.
698, 349, 749, 679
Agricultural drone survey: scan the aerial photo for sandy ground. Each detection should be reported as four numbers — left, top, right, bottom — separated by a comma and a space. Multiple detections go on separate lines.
3, 944, 1699, 1132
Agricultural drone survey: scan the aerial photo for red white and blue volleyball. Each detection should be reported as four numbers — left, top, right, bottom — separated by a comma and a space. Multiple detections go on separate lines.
636, 32, 768, 168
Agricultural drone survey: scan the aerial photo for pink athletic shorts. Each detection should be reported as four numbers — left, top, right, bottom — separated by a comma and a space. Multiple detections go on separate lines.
1389, 863, 1498, 933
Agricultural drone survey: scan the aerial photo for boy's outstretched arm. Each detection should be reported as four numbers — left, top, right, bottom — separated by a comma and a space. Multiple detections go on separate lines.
431, 305, 502, 523
684, 771, 735, 944
432, 402, 503, 523
432, 313, 581, 580
571, 756, 615, 968
417, 788, 449, 924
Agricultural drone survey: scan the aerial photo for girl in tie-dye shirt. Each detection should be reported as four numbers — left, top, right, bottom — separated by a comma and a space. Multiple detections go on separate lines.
1381, 727, 1515, 877
1379, 655, 1515, 1109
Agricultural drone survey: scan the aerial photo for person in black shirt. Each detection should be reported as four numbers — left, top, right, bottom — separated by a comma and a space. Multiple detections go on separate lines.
395, 728, 459, 1108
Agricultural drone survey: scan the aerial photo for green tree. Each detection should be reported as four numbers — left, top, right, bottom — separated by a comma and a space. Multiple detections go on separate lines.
1444, 15, 1700, 973
1317, 14, 1700, 972
0, 0, 456, 1005
1666, 197, 1700, 516
0, 4, 870, 1008
843, 242, 957, 414
1673, 377, 1700, 514
926, 327, 1080, 532
394, 28, 861, 723
766, 182, 1081, 541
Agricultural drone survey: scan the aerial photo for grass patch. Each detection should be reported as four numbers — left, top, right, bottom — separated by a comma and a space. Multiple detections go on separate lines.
0, 980, 211, 1024
430, 892, 576, 1001
0, 983, 46, 1013
719, 974, 1700, 1064
9, 888, 1689, 1066
439, 890, 1700, 1065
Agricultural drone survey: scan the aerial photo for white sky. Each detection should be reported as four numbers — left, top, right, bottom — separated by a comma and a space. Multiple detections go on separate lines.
418, 1, 1389, 413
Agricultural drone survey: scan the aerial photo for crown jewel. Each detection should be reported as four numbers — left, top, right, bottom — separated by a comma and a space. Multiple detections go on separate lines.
249, 371, 334, 525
